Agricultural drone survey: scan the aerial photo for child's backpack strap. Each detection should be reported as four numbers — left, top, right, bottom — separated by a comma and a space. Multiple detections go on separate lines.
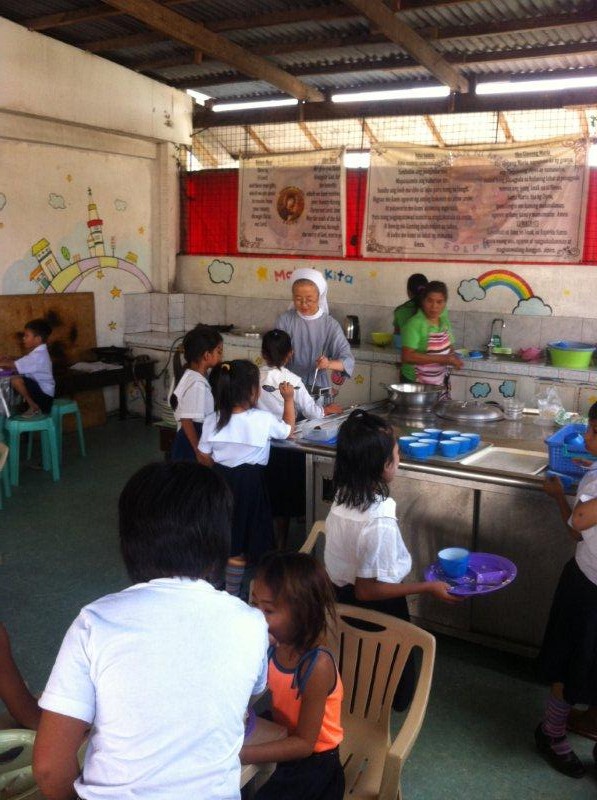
293, 647, 337, 698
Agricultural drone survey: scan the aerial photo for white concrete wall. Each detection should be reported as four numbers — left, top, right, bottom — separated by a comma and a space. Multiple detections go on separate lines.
0, 16, 192, 349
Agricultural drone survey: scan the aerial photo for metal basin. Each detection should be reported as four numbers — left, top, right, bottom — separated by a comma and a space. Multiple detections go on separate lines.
459, 447, 547, 476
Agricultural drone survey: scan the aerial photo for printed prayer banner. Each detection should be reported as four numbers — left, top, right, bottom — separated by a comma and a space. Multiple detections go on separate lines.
238, 148, 345, 256
364, 138, 589, 262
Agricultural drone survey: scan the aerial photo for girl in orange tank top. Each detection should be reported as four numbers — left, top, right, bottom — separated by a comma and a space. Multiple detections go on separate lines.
241, 552, 344, 800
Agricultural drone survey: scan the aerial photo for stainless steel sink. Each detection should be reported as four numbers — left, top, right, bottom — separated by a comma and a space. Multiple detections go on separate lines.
460, 447, 547, 475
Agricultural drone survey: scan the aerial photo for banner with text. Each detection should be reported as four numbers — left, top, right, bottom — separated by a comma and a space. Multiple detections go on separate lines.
364, 138, 589, 262
238, 148, 345, 256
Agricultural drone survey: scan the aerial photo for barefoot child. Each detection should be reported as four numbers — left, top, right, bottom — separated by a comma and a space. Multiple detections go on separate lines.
243, 552, 344, 800
0, 318, 54, 417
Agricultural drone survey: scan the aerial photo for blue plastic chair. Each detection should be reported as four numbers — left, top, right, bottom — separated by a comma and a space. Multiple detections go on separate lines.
6, 414, 60, 486
50, 398, 86, 463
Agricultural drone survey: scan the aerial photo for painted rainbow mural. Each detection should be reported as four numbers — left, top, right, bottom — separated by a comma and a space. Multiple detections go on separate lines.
477, 269, 533, 299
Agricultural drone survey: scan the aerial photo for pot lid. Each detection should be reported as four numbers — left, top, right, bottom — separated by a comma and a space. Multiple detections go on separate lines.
435, 400, 504, 422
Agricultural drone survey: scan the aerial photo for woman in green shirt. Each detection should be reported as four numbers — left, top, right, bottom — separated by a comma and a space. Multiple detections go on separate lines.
400, 281, 463, 394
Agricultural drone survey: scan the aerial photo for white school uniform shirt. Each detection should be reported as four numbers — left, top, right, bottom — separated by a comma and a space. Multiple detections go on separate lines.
199, 408, 291, 467
171, 369, 213, 429
14, 343, 54, 396
39, 578, 269, 800
257, 365, 323, 420
571, 462, 597, 585
325, 496, 412, 586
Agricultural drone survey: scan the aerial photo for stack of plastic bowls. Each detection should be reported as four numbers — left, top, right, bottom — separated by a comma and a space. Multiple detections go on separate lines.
439, 439, 460, 458
410, 441, 434, 459
441, 430, 460, 440
451, 436, 471, 454
461, 432, 481, 450
419, 438, 438, 455
398, 436, 417, 455
423, 428, 442, 439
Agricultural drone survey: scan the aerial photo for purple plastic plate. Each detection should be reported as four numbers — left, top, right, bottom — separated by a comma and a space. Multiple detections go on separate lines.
424, 552, 517, 596
244, 707, 256, 738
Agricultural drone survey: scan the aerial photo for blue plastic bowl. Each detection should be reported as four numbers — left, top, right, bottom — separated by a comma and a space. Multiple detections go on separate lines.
438, 547, 470, 579
419, 438, 438, 455
451, 436, 472, 454
423, 428, 442, 439
441, 430, 460, 439
399, 436, 417, 455
461, 432, 481, 449
410, 442, 433, 459
439, 440, 460, 458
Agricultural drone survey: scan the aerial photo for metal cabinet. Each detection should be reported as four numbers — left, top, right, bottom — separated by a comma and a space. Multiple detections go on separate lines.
471, 484, 575, 649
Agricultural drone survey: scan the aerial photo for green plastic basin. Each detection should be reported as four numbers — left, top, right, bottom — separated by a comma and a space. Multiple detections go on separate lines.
548, 344, 594, 369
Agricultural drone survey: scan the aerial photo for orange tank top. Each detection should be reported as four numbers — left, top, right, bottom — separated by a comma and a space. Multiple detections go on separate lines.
268, 646, 343, 753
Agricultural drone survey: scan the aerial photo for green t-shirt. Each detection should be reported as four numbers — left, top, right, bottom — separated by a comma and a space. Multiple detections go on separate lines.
393, 299, 417, 333
400, 309, 453, 382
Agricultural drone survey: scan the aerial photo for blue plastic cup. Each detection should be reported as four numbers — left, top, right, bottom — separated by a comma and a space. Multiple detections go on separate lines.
451, 436, 471, 454
410, 432, 428, 439
441, 430, 460, 439
423, 428, 442, 439
439, 439, 460, 458
419, 438, 438, 455
399, 436, 417, 455
410, 442, 432, 459
461, 433, 481, 450
438, 547, 470, 579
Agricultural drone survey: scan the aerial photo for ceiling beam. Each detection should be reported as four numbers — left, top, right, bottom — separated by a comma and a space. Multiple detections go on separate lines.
341, 0, 469, 92
101, 0, 324, 102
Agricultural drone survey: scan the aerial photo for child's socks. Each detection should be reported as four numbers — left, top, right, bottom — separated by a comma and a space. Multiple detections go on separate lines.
225, 556, 246, 596
542, 695, 572, 754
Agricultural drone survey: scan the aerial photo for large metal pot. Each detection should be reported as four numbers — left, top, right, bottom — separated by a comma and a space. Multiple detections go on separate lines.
383, 383, 443, 411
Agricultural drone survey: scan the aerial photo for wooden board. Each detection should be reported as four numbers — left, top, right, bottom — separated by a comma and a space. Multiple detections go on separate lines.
0, 292, 106, 427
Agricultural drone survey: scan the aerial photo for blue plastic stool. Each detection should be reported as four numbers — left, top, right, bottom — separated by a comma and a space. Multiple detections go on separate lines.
49, 399, 86, 463
0, 418, 11, 500
6, 414, 60, 486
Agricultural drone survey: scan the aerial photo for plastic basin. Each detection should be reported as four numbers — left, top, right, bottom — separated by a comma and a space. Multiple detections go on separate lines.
547, 341, 595, 369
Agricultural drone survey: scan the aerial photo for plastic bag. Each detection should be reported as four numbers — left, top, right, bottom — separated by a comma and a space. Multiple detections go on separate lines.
536, 385, 564, 423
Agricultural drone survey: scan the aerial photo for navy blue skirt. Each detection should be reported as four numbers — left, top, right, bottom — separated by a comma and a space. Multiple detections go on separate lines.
213, 463, 274, 562
170, 422, 203, 462
538, 557, 597, 705
254, 746, 344, 800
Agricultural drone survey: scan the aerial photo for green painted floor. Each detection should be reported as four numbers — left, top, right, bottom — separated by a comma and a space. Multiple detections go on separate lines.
1, 417, 595, 798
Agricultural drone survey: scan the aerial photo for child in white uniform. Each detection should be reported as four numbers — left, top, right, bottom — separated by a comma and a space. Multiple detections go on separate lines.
199, 360, 295, 595
324, 409, 456, 709
170, 325, 223, 462
537, 401, 597, 779
258, 329, 342, 549
34, 461, 269, 800
0, 318, 54, 417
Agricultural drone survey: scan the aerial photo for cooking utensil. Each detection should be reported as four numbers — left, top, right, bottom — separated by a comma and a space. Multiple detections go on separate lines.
310, 367, 320, 394
435, 400, 504, 422
383, 382, 442, 411
343, 315, 360, 346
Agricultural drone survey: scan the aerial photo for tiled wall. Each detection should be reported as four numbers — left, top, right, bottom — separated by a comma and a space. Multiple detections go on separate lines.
125, 291, 597, 355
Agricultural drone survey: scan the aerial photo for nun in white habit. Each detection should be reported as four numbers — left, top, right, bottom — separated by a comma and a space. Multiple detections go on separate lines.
274, 267, 354, 392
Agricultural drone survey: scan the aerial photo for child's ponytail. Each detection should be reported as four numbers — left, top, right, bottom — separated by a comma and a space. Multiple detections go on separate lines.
209, 359, 259, 431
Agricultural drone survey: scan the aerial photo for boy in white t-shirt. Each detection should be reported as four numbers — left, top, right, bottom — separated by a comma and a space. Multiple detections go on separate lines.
34, 462, 269, 800
0, 318, 54, 417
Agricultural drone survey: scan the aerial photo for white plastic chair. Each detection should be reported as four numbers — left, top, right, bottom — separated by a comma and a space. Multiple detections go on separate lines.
330, 605, 436, 800
0, 729, 42, 799
299, 520, 326, 560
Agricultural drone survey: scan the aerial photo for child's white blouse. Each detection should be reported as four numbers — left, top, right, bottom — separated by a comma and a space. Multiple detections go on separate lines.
572, 462, 597, 585
172, 369, 213, 428
199, 408, 291, 467
325, 496, 412, 586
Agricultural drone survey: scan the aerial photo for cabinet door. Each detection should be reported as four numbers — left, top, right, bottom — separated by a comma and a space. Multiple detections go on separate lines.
334, 361, 371, 405
371, 363, 401, 402
390, 471, 474, 632
472, 484, 575, 648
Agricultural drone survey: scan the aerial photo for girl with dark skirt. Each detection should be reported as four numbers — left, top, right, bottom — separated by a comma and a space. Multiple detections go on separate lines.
198, 360, 295, 596
169, 325, 223, 462
243, 552, 345, 800
324, 409, 457, 710
538, 402, 597, 779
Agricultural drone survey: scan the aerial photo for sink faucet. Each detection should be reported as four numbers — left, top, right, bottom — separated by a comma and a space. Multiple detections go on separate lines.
488, 318, 505, 349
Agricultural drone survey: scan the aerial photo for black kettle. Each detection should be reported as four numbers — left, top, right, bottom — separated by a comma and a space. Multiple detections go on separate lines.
343, 315, 360, 346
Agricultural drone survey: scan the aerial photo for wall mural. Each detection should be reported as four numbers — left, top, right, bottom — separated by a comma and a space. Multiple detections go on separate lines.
457, 268, 552, 315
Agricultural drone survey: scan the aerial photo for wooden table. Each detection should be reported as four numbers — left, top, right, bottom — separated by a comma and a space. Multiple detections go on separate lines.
56, 359, 156, 425
240, 716, 287, 789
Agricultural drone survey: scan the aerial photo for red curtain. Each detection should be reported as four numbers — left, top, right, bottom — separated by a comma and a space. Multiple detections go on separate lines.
184, 168, 597, 264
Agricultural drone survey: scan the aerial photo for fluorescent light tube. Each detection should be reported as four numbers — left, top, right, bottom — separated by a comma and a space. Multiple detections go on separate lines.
476, 75, 597, 95
212, 98, 299, 112
332, 86, 450, 103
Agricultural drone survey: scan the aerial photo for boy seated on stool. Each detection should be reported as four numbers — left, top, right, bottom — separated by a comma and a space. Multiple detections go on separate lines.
0, 318, 54, 418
